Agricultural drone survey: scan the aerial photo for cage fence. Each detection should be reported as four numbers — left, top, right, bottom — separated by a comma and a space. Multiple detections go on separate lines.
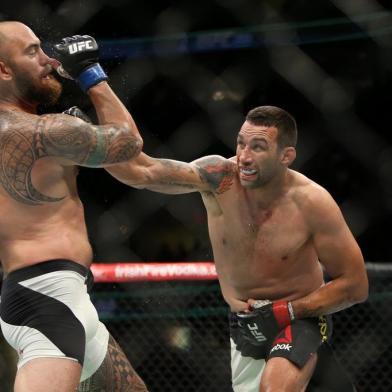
0, 2, 392, 391
94, 262, 392, 391
0, 262, 391, 391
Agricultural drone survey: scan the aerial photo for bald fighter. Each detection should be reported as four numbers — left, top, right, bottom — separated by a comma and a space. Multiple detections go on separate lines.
107, 105, 368, 391
0, 22, 147, 391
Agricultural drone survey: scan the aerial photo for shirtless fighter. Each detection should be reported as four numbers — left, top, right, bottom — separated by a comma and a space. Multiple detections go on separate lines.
0, 22, 147, 391
106, 105, 368, 391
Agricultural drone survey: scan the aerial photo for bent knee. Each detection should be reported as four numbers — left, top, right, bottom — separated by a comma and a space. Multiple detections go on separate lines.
260, 356, 316, 392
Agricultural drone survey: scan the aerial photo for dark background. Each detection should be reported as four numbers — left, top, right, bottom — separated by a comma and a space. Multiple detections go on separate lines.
2, 2, 392, 391
1, 0, 392, 263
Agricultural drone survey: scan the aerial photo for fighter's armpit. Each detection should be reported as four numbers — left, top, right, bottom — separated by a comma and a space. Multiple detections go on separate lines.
194, 155, 235, 194
41, 114, 142, 166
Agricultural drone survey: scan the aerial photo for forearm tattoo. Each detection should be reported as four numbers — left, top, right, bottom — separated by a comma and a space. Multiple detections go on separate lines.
140, 157, 235, 194
77, 334, 148, 392
0, 112, 140, 205
197, 156, 234, 194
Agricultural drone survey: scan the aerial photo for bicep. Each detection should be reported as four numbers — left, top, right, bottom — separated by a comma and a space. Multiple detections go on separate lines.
39, 114, 141, 167
310, 197, 365, 279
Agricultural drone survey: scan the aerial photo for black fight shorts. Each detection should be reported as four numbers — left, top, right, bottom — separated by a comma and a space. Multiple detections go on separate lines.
230, 312, 332, 368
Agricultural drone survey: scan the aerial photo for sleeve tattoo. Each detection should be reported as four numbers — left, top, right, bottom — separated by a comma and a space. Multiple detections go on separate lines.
0, 114, 141, 205
41, 115, 142, 166
135, 157, 235, 194
77, 334, 148, 392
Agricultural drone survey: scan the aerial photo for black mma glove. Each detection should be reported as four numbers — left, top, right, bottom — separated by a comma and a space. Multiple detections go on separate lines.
53, 35, 107, 92
62, 106, 93, 123
236, 300, 295, 345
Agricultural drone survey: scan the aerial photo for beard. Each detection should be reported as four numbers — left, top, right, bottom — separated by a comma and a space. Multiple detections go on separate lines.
15, 72, 62, 106
240, 162, 279, 189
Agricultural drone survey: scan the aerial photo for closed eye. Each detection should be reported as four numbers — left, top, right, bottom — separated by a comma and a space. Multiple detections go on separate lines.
25, 43, 40, 56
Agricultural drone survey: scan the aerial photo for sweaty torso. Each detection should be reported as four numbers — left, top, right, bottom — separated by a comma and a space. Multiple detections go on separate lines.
201, 164, 324, 311
0, 110, 92, 274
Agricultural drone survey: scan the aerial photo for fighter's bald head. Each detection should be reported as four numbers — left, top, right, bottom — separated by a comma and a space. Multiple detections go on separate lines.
0, 21, 35, 60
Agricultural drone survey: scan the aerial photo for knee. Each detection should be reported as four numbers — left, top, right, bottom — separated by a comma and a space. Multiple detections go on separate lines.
260, 381, 304, 392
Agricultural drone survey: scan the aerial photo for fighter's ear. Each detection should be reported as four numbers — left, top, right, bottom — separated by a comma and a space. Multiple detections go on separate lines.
0, 60, 13, 81
280, 146, 296, 167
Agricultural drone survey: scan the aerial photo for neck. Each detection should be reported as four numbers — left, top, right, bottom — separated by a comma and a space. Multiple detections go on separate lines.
0, 98, 37, 114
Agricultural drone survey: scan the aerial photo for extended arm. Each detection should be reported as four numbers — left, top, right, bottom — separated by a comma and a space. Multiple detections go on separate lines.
106, 153, 236, 194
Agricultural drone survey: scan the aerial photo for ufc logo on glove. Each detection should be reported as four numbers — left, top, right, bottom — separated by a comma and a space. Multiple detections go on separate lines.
247, 323, 267, 342
68, 40, 94, 54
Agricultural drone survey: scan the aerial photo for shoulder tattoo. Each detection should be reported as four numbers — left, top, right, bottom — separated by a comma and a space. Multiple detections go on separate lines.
0, 114, 139, 205
0, 116, 64, 205
197, 156, 235, 194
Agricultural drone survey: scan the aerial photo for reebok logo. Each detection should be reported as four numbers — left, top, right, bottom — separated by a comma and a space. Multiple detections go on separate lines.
68, 40, 94, 54
247, 323, 267, 342
270, 343, 292, 353
272, 325, 292, 346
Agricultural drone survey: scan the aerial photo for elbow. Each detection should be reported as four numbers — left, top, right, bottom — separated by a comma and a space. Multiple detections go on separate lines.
357, 279, 369, 303
349, 274, 369, 304
132, 135, 143, 159
118, 124, 143, 161
124, 122, 143, 158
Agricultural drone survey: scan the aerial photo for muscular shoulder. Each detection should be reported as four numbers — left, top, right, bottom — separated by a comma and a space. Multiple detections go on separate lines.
290, 170, 342, 228
192, 155, 236, 194
0, 110, 83, 137
0, 110, 38, 133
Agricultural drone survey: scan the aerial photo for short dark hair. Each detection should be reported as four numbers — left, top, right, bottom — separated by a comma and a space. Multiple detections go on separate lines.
245, 106, 297, 148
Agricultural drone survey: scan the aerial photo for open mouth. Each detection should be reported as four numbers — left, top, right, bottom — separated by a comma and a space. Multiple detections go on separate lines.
42, 73, 54, 80
240, 168, 257, 175
239, 168, 258, 180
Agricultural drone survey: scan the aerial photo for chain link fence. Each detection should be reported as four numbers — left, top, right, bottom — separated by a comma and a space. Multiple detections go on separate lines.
0, 1, 391, 391
87, 263, 392, 392
0, 263, 391, 390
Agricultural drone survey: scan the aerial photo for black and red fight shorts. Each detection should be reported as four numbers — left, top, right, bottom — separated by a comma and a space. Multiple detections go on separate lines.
230, 312, 333, 368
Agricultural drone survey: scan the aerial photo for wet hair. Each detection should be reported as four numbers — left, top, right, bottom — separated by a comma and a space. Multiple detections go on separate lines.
245, 106, 297, 148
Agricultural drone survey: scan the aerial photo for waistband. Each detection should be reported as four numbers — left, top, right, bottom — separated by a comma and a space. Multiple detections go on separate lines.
4, 259, 89, 282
